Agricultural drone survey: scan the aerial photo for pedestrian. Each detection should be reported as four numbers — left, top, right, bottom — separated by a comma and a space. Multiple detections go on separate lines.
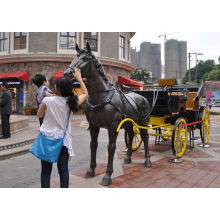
0, 82, 12, 139
32, 74, 55, 126
37, 68, 88, 188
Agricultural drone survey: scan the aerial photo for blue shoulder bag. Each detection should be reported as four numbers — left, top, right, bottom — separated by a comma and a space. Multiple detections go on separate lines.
29, 111, 71, 163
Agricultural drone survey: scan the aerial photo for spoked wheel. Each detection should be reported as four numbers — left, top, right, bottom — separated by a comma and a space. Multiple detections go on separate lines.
198, 107, 210, 144
171, 118, 188, 158
124, 127, 142, 152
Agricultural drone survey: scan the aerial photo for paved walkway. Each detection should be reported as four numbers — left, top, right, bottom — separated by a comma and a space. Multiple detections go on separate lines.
52, 112, 220, 188
1, 110, 220, 188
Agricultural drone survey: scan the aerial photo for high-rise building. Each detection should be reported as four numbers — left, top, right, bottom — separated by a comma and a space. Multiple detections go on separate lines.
165, 39, 187, 80
131, 42, 161, 79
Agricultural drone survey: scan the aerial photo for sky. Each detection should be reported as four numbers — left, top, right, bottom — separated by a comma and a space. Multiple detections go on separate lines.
130, 32, 220, 67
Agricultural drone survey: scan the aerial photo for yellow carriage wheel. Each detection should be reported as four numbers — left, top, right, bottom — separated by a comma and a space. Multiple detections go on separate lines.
200, 107, 210, 144
171, 118, 188, 158
124, 128, 142, 152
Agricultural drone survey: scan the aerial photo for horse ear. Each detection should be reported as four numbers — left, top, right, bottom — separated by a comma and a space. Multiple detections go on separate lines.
75, 43, 80, 52
86, 41, 91, 54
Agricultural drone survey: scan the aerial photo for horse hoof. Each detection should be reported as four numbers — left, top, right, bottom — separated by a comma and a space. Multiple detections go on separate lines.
85, 168, 95, 178
101, 177, 112, 186
144, 160, 152, 168
124, 157, 132, 164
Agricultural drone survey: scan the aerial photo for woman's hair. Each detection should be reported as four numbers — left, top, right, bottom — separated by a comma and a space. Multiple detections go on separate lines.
32, 74, 46, 87
56, 77, 78, 112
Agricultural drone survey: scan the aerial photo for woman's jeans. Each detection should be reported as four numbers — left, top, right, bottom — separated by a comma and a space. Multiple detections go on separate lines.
41, 146, 69, 188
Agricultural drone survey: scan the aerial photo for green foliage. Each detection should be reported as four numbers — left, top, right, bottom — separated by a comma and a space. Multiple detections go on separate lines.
131, 68, 153, 85
182, 59, 216, 84
23, 104, 32, 109
202, 65, 220, 81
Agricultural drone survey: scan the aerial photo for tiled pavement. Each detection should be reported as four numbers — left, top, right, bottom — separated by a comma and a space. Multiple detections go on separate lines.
50, 113, 220, 188
2, 113, 220, 188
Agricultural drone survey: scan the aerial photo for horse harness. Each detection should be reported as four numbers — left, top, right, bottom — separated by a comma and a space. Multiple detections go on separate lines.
86, 87, 148, 121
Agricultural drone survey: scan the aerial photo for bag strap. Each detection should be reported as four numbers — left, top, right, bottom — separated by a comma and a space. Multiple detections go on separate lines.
63, 110, 71, 138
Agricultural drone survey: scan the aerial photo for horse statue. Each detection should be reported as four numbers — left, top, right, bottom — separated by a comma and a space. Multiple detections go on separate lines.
64, 42, 152, 186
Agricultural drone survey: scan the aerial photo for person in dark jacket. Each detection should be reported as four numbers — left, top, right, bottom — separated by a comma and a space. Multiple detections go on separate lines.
0, 82, 12, 139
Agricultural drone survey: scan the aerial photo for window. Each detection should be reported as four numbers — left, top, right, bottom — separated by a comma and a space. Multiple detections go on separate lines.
0, 32, 9, 52
120, 36, 125, 59
84, 32, 98, 51
14, 32, 27, 50
59, 32, 76, 49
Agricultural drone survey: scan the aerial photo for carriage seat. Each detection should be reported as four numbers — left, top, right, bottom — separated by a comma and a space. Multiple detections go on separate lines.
186, 92, 197, 111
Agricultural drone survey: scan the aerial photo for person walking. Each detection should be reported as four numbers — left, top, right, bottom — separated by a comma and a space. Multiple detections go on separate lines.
0, 82, 12, 139
37, 68, 88, 188
32, 74, 55, 126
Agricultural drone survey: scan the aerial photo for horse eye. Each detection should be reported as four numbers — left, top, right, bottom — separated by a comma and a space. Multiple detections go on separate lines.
83, 57, 88, 61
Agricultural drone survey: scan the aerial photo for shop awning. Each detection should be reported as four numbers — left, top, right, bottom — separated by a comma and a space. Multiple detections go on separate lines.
54, 72, 64, 81
118, 76, 144, 88
54, 72, 86, 81
0, 72, 29, 81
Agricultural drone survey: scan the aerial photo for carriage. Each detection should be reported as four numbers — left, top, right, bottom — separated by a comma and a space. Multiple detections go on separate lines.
117, 78, 210, 159
64, 43, 211, 185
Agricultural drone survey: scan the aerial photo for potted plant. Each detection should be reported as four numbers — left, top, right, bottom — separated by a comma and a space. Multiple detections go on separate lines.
23, 104, 32, 116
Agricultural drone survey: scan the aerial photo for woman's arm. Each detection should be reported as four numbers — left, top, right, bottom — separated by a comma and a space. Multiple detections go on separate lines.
73, 68, 88, 107
44, 89, 56, 97
37, 102, 47, 118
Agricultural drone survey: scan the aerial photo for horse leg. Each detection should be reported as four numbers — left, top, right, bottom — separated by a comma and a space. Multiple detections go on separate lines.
124, 128, 134, 164
140, 129, 152, 168
85, 125, 100, 178
101, 129, 118, 186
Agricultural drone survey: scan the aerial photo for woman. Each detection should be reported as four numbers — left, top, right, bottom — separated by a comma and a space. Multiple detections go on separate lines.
32, 74, 55, 126
37, 68, 88, 188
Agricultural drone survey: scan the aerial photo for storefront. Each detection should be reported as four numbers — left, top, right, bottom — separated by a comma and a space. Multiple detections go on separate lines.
0, 72, 28, 114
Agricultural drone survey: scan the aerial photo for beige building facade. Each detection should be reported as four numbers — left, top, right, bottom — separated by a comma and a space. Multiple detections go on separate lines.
0, 32, 135, 114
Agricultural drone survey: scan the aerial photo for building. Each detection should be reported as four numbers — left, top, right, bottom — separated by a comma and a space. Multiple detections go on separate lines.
131, 42, 161, 79
0, 32, 135, 114
165, 39, 187, 81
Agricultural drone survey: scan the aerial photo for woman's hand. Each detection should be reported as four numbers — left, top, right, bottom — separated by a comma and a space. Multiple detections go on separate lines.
73, 68, 88, 106
73, 68, 83, 82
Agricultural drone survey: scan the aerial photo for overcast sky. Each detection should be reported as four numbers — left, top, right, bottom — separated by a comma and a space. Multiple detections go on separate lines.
130, 32, 220, 66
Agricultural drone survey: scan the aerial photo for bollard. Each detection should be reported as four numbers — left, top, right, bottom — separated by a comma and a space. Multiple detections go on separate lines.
169, 123, 182, 163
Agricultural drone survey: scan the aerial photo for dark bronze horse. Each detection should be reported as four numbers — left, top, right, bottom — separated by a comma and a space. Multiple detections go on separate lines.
64, 42, 152, 186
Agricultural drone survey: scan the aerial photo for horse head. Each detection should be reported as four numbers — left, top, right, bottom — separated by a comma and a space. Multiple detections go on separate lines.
64, 42, 96, 80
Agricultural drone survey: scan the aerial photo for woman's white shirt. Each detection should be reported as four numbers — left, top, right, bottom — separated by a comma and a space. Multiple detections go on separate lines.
40, 96, 74, 157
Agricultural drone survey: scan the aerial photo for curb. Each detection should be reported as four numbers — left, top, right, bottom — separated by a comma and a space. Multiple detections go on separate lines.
0, 138, 35, 151
0, 143, 33, 160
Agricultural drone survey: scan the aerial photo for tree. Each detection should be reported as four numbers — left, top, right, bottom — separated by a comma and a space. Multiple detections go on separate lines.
182, 60, 215, 84
202, 65, 220, 81
131, 68, 153, 84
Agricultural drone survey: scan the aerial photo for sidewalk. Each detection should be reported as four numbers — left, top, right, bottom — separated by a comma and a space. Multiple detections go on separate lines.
48, 113, 220, 188
0, 115, 88, 159
0, 117, 39, 159
1, 113, 220, 188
